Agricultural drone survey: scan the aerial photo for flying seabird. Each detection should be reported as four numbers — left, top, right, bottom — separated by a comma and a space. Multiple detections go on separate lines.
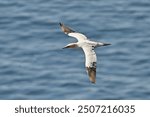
59, 23, 111, 83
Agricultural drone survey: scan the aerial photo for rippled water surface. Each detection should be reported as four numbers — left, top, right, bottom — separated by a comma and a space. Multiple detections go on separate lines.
0, 0, 150, 99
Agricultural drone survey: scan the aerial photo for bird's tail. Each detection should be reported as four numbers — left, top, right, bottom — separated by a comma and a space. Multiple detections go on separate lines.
96, 42, 111, 47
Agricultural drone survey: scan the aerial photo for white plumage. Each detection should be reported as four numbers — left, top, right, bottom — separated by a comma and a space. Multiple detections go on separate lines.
68, 32, 87, 41
60, 23, 111, 83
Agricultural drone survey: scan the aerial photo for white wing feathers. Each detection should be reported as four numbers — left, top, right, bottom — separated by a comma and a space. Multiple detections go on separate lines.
68, 33, 87, 42
82, 45, 97, 67
82, 45, 97, 83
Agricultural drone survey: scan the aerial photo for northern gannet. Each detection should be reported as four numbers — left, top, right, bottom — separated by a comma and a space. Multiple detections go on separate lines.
59, 23, 111, 83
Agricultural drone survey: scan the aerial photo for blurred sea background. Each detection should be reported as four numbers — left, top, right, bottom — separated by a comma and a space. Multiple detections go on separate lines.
0, 0, 150, 99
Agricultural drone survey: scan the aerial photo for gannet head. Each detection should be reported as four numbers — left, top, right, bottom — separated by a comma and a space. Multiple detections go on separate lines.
63, 43, 78, 49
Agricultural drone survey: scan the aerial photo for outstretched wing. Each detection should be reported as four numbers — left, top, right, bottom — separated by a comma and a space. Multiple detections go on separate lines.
82, 45, 97, 83
59, 23, 88, 42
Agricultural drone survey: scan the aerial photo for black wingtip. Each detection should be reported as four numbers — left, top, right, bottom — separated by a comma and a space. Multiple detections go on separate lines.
59, 22, 63, 26
59, 22, 76, 34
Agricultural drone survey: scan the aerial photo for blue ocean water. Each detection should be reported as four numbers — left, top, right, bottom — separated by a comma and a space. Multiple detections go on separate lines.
0, 0, 150, 99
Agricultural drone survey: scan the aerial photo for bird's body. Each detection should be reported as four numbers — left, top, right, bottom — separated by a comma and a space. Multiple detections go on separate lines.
60, 23, 110, 83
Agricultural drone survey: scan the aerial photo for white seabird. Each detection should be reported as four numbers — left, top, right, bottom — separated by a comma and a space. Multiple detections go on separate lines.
60, 23, 111, 83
